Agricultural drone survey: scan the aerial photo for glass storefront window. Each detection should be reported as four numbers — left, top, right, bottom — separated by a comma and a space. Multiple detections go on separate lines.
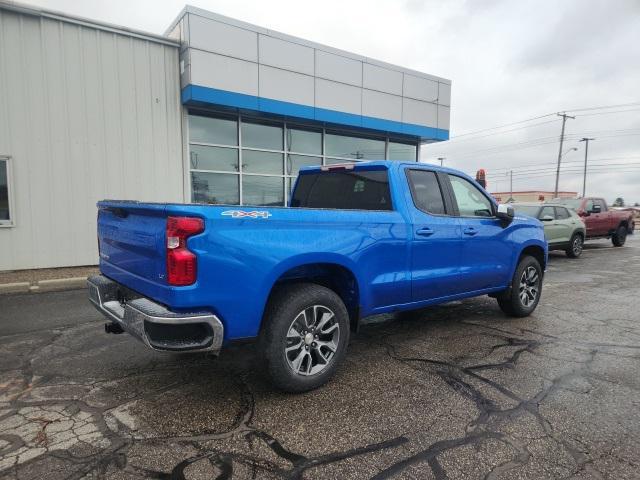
325, 133, 385, 160
286, 127, 322, 154
242, 175, 284, 206
242, 121, 283, 150
189, 114, 237, 145
191, 172, 239, 205
286, 154, 321, 176
388, 141, 417, 161
190, 145, 238, 172
242, 150, 283, 175
187, 112, 418, 207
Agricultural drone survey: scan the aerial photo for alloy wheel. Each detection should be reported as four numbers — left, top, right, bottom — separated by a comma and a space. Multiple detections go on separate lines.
285, 305, 340, 376
573, 236, 583, 256
519, 266, 539, 307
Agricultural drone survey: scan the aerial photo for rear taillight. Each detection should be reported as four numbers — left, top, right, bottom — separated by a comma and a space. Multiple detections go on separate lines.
166, 216, 204, 286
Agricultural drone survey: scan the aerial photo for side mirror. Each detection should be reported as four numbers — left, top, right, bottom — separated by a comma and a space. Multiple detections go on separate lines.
540, 215, 554, 222
496, 203, 514, 225
591, 204, 601, 214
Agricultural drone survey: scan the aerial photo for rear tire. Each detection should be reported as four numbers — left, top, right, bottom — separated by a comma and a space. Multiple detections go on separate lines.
628, 222, 635, 235
497, 255, 542, 317
612, 225, 627, 247
259, 283, 350, 393
565, 233, 583, 258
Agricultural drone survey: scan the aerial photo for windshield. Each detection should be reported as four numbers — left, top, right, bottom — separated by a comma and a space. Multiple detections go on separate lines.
552, 198, 582, 209
513, 205, 541, 217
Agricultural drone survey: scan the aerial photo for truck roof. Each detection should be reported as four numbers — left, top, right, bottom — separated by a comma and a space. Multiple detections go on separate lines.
298, 160, 464, 176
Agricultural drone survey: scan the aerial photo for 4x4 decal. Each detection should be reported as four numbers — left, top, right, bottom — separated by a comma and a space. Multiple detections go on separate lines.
221, 210, 272, 219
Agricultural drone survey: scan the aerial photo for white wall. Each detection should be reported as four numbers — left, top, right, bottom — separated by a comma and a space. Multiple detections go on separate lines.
0, 7, 184, 271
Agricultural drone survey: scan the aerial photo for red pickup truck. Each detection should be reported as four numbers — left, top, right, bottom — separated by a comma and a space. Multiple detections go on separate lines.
552, 198, 634, 246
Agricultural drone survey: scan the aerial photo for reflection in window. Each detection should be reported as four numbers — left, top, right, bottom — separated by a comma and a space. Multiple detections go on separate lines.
0, 159, 10, 222
449, 175, 493, 217
325, 133, 385, 160
190, 145, 238, 172
407, 170, 445, 215
191, 172, 239, 205
286, 128, 322, 154
242, 151, 283, 175
286, 154, 321, 176
242, 175, 284, 206
388, 142, 417, 161
242, 121, 283, 150
189, 115, 237, 145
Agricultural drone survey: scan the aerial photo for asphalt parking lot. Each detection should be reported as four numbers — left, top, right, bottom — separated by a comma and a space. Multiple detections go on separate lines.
1, 236, 639, 479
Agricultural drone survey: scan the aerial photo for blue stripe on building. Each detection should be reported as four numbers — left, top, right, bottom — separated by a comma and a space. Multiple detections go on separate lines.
181, 85, 449, 142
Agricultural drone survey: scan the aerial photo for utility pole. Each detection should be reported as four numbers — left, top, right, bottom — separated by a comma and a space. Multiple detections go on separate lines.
579, 137, 595, 197
553, 112, 575, 198
437, 157, 445, 167
509, 170, 513, 202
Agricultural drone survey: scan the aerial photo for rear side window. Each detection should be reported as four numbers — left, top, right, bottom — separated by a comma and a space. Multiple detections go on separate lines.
291, 169, 392, 210
407, 170, 446, 215
555, 207, 570, 219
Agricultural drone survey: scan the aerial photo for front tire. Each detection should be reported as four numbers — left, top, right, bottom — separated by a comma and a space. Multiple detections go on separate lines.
259, 283, 350, 393
497, 255, 542, 317
612, 225, 627, 247
566, 233, 583, 258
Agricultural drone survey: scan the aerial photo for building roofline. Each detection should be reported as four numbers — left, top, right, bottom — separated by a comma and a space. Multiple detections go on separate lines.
0, 0, 179, 47
166, 4, 451, 85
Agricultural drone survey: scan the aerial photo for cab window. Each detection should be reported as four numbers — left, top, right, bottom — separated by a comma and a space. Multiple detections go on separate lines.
448, 175, 493, 217
407, 170, 446, 215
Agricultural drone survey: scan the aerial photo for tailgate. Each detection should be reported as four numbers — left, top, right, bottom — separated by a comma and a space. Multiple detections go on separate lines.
97, 201, 167, 284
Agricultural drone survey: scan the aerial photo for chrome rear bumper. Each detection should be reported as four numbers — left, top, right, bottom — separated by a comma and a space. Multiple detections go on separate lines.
87, 275, 223, 354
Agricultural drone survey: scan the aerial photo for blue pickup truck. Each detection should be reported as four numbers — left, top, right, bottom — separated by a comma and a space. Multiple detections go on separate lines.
88, 161, 547, 392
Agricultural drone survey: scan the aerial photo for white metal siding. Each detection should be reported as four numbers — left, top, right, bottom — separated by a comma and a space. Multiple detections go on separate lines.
0, 9, 183, 271
179, 9, 451, 133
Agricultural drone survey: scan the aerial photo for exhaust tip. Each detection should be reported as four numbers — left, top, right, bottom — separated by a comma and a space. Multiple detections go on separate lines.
105, 322, 124, 334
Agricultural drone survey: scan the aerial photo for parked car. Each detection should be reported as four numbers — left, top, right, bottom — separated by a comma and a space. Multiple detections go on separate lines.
550, 197, 633, 246
512, 203, 586, 258
88, 161, 547, 392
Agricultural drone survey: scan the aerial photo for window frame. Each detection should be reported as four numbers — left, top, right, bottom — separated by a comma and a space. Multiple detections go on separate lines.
405, 168, 451, 217
185, 109, 420, 207
444, 173, 497, 219
0, 155, 14, 227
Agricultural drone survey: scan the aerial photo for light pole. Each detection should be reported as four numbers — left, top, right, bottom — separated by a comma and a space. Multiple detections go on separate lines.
579, 138, 595, 197
553, 146, 578, 198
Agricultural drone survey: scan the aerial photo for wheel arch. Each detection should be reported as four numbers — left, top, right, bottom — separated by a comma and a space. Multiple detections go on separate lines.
517, 243, 547, 272
261, 255, 362, 332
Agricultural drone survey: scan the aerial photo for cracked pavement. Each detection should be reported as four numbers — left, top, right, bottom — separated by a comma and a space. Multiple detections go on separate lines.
1, 236, 639, 479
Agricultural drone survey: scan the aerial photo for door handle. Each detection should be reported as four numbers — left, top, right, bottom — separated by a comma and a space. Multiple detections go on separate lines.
463, 227, 478, 236
416, 227, 435, 237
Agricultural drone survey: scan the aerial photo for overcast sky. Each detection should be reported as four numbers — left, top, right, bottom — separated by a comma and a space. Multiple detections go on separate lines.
25, 0, 640, 204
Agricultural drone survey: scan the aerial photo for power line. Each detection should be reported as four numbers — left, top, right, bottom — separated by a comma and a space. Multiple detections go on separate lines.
442, 101, 640, 140
565, 101, 640, 113
487, 156, 640, 173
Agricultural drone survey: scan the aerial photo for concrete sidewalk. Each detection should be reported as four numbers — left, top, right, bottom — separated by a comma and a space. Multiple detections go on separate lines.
0, 266, 98, 294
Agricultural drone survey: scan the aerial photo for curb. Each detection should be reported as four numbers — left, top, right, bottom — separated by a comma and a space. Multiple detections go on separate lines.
0, 282, 31, 294
0, 277, 87, 295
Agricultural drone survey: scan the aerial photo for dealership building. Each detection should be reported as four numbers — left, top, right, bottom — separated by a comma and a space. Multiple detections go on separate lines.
0, 1, 451, 271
